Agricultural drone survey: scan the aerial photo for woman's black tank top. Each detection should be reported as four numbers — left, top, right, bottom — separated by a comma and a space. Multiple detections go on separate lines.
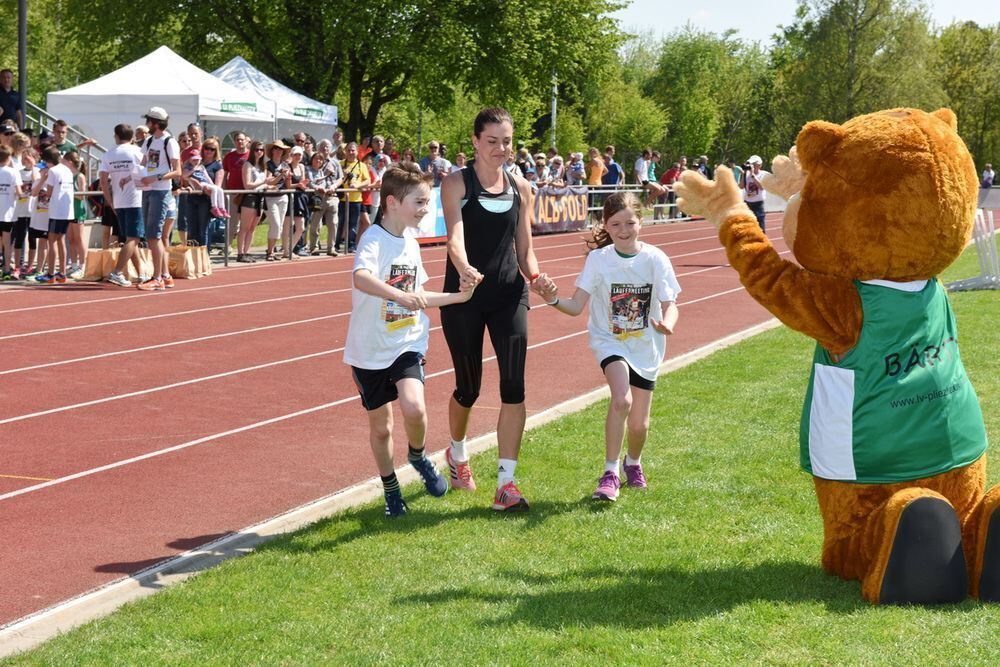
444, 162, 528, 306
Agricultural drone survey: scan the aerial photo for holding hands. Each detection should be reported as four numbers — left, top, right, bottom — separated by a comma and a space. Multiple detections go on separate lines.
530, 273, 558, 303
459, 265, 483, 292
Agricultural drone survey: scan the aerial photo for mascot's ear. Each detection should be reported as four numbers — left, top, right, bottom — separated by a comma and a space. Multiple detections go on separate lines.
932, 108, 958, 131
796, 120, 845, 173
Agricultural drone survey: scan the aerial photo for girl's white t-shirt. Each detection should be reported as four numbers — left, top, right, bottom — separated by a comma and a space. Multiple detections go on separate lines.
575, 243, 682, 381
343, 224, 430, 370
15, 165, 37, 218
46, 163, 75, 220
0, 165, 23, 222
30, 168, 50, 231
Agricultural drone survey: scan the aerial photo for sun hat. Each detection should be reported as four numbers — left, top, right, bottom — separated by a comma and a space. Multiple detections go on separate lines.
143, 106, 169, 121
747, 155, 763, 165
266, 140, 291, 154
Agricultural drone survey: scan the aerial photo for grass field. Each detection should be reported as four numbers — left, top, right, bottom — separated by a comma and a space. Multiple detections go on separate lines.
8, 248, 999, 664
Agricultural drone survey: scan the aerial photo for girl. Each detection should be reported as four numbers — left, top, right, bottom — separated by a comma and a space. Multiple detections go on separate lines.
27, 152, 50, 279
535, 192, 680, 502
237, 141, 273, 262
13, 142, 38, 278
283, 145, 309, 259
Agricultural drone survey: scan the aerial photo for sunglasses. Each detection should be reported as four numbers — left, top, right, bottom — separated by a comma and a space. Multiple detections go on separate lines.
252, 147, 264, 152
202, 147, 217, 153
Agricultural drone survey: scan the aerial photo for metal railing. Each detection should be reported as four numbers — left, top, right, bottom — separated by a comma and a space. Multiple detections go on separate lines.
23, 99, 108, 178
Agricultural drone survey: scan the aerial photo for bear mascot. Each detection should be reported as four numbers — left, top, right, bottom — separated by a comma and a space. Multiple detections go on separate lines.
674, 108, 997, 604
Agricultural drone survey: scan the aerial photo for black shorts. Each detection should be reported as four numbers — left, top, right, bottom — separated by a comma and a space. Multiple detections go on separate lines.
28, 227, 48, 241
600, 355, 656, 391
48, 218, 72, 235
351, 351, 425, 411
240, 193, 262, 212
0, 220, 11, 234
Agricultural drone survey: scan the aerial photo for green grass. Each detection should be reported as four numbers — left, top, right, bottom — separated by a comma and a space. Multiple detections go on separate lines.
8, 248, 999, 664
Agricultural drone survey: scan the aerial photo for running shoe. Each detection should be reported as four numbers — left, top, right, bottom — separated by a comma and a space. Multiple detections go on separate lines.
54, 273, 67, 284
68, 266, 84, 280
410, 456, 448, 497
10, 267, 20, 280
384, 492, 408, 518
493, 481, 529, 512
161, 275, 175, 289
35, 273, 54, 284
137, 277, 162, 291
446, 447, 477, 491
622, 461, 647, 490
138, 274, 151, 283
106, 272, 132, 287
1, 271, 11, 281
592, 471, 621, 502
24, 267, 37, 277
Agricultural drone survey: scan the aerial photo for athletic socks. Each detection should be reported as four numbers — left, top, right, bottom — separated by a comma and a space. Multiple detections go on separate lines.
450, 438, 468, 463
498, 458, 517, 487
625, 454, 641, 467
604, 459, 620, 475
381, 473, 400, 496
407, 444, 425, 463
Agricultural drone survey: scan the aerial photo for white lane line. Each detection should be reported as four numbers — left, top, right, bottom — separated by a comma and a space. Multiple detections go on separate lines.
0, 283, 757, 502
0, 314, 346, 376
2, 232, 733, 341
0, 223, 711, 315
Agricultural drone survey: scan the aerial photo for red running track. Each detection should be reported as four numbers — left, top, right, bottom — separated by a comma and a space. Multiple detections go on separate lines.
0, 215, 787, 626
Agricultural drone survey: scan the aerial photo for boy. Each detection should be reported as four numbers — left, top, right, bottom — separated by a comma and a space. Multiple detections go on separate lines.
343, 163, 478, 517
100, 123, 144, 287
36, 145, 72, 283
0, 145, 22, 278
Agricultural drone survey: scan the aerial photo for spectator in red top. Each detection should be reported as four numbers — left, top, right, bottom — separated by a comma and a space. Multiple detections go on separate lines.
385, 137, 399, 162
356, 152, 377, 242
177, 123, 203, 242
659, 161, 682, 218
223, 131, 250, 246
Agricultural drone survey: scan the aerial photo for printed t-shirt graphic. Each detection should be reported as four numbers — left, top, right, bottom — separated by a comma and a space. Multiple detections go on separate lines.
610, 283, 652, 338
383, 264, 419, 330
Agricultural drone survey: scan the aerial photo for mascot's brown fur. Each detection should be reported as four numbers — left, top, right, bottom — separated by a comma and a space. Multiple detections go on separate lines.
675, 108, 998, 604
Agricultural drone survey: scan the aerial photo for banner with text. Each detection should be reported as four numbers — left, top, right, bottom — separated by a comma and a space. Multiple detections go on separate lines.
533, 185, 590, 235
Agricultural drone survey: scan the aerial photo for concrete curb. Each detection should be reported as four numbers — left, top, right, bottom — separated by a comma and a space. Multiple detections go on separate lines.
0, 318, 780, 658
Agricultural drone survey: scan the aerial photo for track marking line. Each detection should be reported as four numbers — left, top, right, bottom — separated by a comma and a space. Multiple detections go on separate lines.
0, 283, 756, 501
0, 473, 54, 482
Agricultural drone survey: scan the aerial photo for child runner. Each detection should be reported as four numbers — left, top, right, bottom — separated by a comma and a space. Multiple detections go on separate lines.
343, 162, 479, 517
37, 146, 73, 284
27, 154, 50, 279
0, 145, 22, 279
535, 192, 680, 501
11, 134, 34, 279
66, 151, 88, 279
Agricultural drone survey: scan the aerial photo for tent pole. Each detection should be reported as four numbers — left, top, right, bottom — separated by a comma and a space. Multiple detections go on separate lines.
273, 100, 278, 141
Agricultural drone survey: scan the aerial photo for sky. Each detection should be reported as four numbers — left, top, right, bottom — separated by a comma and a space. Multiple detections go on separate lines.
612, 0, 1000, 44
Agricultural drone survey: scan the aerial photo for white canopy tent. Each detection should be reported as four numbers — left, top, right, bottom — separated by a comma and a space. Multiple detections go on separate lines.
47, 46, 275, 150
212, 56, 338, 142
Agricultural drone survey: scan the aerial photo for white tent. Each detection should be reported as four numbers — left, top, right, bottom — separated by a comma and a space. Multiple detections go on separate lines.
212, 56, 338, 142
47, 46, 275, 150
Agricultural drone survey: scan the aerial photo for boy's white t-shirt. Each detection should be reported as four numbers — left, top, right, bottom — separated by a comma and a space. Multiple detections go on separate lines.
15, 165, 37, 218
634, 157, 649, 183
142, 133, 180, 191
29, 168, 50, 231
0, 165, 23, 222
46, 163, 75, 220
100, 143, 144, 209
575, 243, 682, 381
343, 224, 430, 370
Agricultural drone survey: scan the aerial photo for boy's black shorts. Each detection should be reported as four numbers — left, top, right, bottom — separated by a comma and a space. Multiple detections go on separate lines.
600, 355, 656, 391
351, 351, 425, 411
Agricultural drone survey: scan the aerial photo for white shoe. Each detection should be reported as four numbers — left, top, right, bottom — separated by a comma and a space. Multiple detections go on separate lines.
106, 272, 132, 287
138, 274, 150, 283
68, 266, 85, 280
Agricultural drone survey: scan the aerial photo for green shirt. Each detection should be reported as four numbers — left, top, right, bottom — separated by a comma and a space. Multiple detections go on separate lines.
56, 141, 77, 156
800, 279, 987, 483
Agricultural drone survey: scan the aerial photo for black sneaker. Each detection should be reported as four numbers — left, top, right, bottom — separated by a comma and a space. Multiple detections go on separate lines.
385, 492, 408, 518
410, 457, 448, 497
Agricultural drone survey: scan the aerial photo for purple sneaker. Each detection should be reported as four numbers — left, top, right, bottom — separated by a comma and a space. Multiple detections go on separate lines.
592, 471, 621, 501
622, 461, 647, 489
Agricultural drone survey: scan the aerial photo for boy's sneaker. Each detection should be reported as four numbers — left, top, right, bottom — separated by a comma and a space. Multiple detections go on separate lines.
410, 456, 448, 497
446, 448, 476, 491
35, 273, 53, 283
592, 471, 621, 502
107, 272, 132, 287
161, 275, 175, 289
622, 461, 647, 489
54, 273, 67, 284
137, 277, 162, 291
384, 492, 408, 518
493, 481, 529, 512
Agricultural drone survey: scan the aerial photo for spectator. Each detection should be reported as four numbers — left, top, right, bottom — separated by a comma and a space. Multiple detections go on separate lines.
515, 147, 532, 177
602, 145, 624, 187
586, 147, 606, 186
369, 153, 390, 225
548, 155, 565, 184
332, 128, 346, 160
305, 150, 340, 256
137, 106, 181, 290
236, 140, 272, 262
340, 141, 370, 253
182, 123, 203, 163
369, 135, 389, 167
451, 152, 467, 173
223, 131, 250, 247
726, 158, 743, 188
533, 153, 548, 182
358, 136, 372, 161
133, 125, 149, 146
182, 138, 226, 247
504, 148, 520, 177
263, 139, 291, 261
565, 152, 586, 186
634, 148, 666, 209
173, 132, 192, 244
283, 145, 309, 259
418, 141, 449, 186
696, 155, 710, 179
401, 147, 416, 163
293, 131, 308, 153
0, 69, 22, 128
100, 123, 145, 287
659, 161, 682, 218
0, 120, 17, 149
439, 143, 453, 172
385, 137, 399, 162
741, 154, 769, 231
983, 163, 995, 188
52, 120, 77, 156
356, 152, 378, 244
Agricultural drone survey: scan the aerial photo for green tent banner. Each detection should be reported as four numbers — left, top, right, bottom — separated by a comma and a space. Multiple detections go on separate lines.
220, 101, 258, 113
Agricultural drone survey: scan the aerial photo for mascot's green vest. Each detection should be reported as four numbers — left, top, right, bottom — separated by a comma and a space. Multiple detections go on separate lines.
800, 278, 987, 483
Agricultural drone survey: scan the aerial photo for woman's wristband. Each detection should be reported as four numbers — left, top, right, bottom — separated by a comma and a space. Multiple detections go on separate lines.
529, 273, 540, 283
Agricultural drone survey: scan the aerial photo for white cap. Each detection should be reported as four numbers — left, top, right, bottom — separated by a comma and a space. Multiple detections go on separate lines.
747, 155, 763, 165
290, 146, 305, 156
143, 106, 169, 121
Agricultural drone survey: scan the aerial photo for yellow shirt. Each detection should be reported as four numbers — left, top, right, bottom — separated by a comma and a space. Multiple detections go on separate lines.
342, 159, 371, 203
587, 157, 606, 186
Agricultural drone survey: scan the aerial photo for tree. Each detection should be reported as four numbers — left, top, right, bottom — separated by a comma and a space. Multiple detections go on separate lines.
586, 78, 667, 158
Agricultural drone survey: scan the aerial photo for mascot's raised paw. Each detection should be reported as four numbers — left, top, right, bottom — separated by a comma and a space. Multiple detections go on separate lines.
674, 167, 747, 230
761, 146, 806, 202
